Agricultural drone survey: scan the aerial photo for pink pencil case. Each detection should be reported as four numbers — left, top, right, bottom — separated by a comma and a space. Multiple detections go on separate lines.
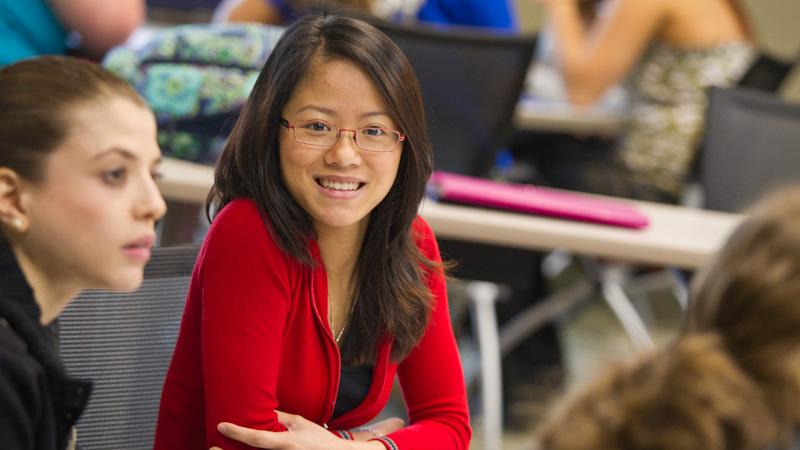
428, 171, 650, 229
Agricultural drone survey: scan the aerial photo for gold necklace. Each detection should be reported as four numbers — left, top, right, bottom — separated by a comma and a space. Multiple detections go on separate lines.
329, 295, 351, 344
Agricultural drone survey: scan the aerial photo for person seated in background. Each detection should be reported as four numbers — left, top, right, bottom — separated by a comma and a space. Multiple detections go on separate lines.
534, 333, 776, 450
686, 186, 800, 449
0, 56, 166, 449
0, 0, 146, 65
153, 12, 471, 450
529, 0, 755, 203
214, 0, 516, 31
526, 0, 626, 108
534, 186, 800, 450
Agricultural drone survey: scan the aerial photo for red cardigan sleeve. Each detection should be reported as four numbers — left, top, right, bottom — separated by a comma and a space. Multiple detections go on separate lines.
199, 199, 294, 448
381, 218, 472, 450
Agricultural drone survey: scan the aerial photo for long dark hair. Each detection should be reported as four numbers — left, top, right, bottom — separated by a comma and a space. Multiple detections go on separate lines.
207, 13, 435, 363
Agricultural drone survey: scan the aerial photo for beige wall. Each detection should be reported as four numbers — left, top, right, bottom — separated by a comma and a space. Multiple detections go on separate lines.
740, 0, 800, 99
514, 0, 800, 99
513, 0, 543, 34
740, 0, 800, 58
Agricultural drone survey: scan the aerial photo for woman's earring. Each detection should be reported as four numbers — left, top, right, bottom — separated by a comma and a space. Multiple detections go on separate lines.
11, 218, 22, 230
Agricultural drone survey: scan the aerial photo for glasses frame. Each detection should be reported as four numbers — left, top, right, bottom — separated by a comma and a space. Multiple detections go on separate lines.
280, 118, 405, 153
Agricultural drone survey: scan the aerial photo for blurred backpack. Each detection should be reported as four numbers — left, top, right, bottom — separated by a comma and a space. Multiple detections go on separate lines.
103, 23, 285, 164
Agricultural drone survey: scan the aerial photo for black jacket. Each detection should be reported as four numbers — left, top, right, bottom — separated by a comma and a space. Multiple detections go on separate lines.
0, 241, 91, 450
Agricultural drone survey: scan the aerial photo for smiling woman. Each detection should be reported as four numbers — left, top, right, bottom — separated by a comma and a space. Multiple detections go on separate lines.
0, 56, 166, 449
154, 12, 471, 450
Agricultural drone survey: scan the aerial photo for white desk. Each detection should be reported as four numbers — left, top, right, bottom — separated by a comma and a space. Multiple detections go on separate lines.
421, 199, 741, 270
160, 157, 742, 269
513, 97, 628, 137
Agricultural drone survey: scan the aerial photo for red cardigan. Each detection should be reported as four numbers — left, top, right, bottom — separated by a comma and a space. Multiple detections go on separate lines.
154, 199, 471, 450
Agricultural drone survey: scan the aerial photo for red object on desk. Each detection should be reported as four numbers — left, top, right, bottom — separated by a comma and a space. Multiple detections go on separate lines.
428, 171, 650, 229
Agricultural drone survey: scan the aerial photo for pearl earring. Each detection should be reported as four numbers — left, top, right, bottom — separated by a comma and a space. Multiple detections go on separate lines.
11, 218, 22, 230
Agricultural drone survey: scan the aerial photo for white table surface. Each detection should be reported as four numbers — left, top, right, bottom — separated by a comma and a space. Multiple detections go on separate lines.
513, 96, 628, 137
159, 157, 743, 269
421, 198, 741, 270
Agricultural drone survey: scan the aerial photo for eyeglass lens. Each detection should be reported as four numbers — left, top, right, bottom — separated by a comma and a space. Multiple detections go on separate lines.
293, 121, 400, 152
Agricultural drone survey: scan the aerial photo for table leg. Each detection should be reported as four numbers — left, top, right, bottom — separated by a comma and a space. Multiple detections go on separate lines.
600, 265, 655, 350
467, 282, 503, 450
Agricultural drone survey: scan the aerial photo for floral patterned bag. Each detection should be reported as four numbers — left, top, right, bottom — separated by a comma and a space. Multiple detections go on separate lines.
103, 23, 285, 163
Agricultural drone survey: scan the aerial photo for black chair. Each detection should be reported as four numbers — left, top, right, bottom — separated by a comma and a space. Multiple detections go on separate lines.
146, 0, 220, 22
685, 50, 797, 188
374, 21, 537, 176
736, 51, 794, 93
59, 244, 199, 450
701, 86, 800, 213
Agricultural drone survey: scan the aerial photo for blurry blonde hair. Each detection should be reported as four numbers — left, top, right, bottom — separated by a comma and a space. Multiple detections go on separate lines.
535, 333, 776, 450
687, 186, 800, 444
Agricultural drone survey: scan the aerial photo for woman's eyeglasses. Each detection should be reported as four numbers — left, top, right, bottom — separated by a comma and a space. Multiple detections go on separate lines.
280, 118, 405, 153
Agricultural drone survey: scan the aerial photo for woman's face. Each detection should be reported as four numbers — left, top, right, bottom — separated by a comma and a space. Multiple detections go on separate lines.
279, 58, 402, 237
17, 96, 166, 291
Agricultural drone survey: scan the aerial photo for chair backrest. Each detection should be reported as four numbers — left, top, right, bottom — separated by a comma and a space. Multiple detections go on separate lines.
736, 51, 794, 92
374, 21, 536, 176
700, 86, 800, 212
58, 244, 200, 450
685, 52, 796, 185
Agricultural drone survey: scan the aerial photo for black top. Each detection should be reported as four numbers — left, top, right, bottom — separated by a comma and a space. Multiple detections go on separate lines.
332, 364, 373, 420
0, 241, 91, 450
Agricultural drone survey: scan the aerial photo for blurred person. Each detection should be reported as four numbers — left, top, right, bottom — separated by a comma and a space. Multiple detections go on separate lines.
534, 333, 777, 450
0, 0, 146, 66
214, 0, 516, 30
686, 186, 800, 448
510, 0, 626, 196
0, 56, 166, 449
527, 0, 625, 106
153, 13, 470, 450
531, 0, 755, 202
535, 186, 800, 450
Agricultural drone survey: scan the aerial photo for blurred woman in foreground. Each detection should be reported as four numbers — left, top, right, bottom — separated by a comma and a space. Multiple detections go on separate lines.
536, 186, 800, 450
0, 55, 166, 449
